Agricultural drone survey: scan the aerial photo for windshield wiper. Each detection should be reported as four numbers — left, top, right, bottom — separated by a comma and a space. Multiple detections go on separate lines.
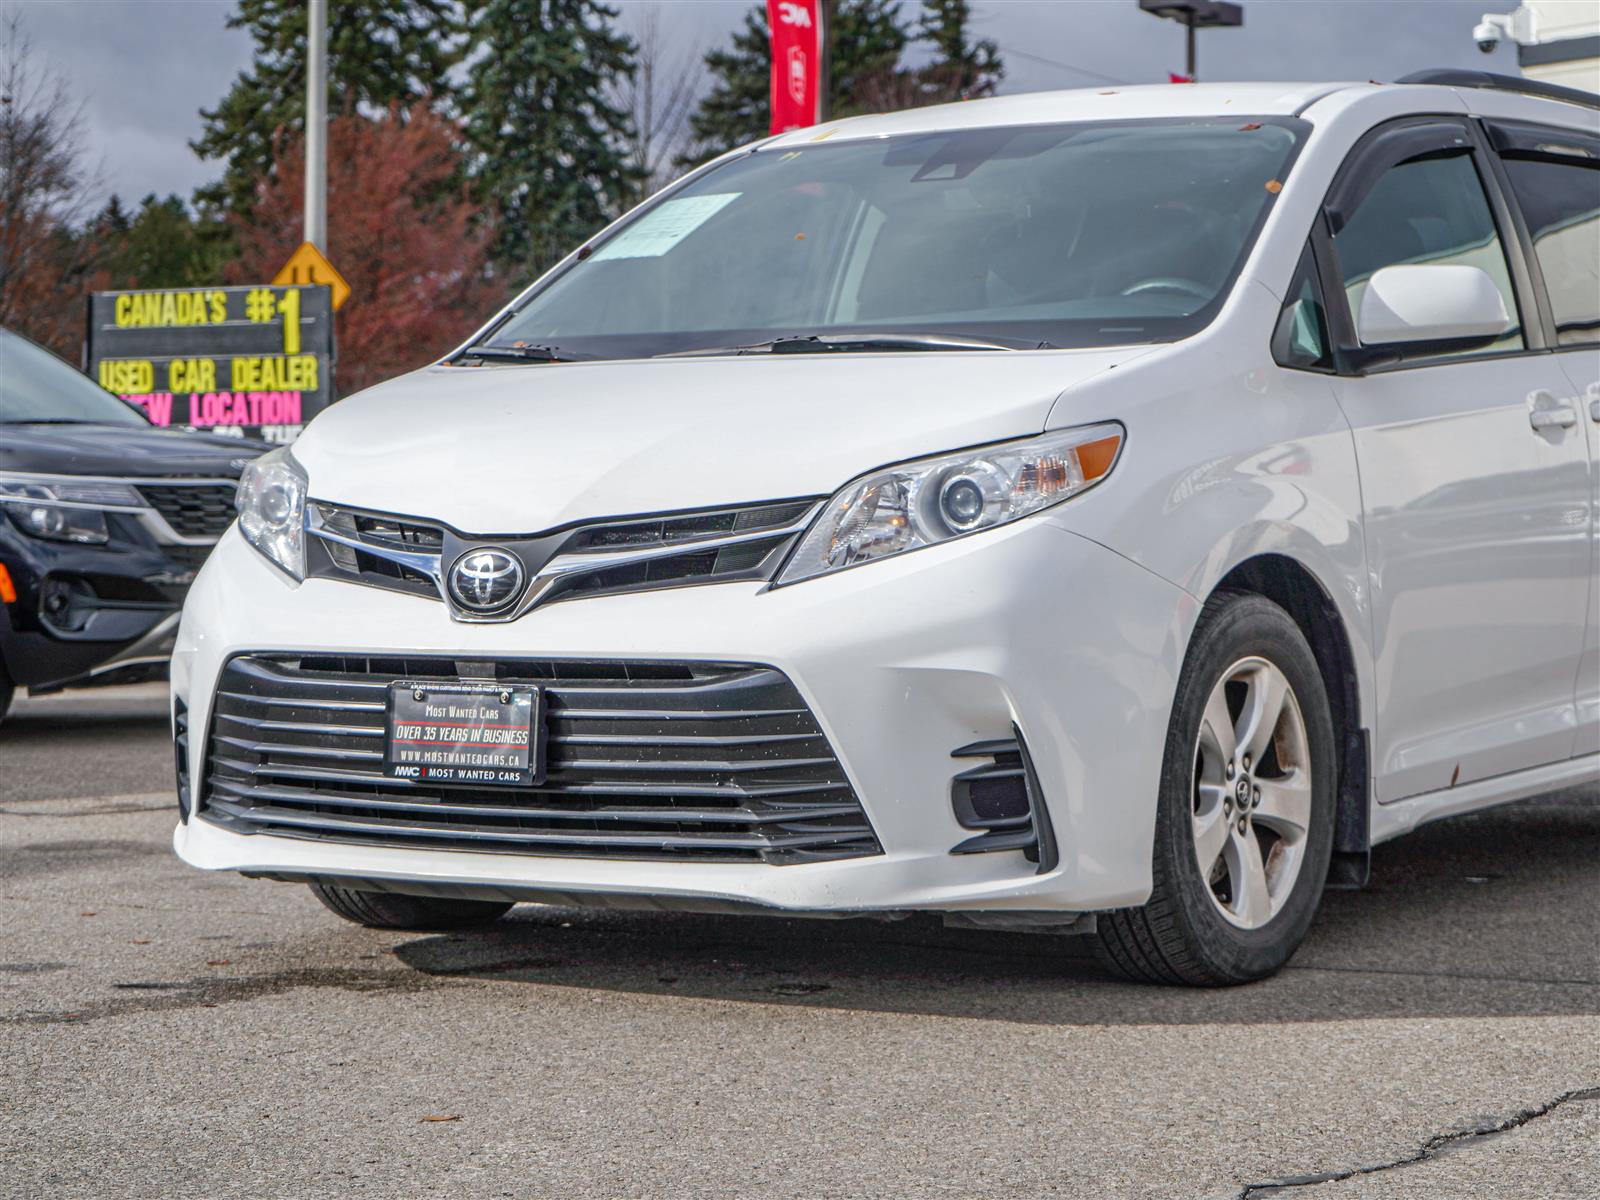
0, 418, 105, 425
659, 332, 1044, 357
455, 343, 571, 364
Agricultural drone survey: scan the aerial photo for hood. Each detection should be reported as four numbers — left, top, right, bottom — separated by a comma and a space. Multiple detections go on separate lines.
0, 423, 267, 479
294, 349, 1148, 532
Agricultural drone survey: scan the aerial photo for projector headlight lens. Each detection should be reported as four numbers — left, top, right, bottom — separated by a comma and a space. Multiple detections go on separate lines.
776, 423, 1123, 585
236, 447, 307, 580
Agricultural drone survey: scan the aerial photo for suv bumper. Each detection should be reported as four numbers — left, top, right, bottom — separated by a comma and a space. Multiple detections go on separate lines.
0, 523, 200, 691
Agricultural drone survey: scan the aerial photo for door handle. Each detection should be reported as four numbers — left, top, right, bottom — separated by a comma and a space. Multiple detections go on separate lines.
1529, 406, 1578, 431
1590, 398, 1600, 423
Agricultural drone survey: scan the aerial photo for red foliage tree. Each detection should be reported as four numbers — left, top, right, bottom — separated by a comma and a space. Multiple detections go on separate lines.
230, 104, 498, 396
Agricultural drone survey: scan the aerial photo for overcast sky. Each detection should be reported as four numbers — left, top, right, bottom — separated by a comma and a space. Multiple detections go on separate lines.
13, 0, 1524, 210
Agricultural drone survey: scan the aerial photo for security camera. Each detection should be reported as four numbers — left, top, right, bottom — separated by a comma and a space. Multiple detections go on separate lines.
1473, 20, 1502, 53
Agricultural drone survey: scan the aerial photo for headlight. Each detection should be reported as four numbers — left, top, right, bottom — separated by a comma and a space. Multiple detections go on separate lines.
236, 447, 308, 580
0, 475, 144, 545
776, 423, 1123, 585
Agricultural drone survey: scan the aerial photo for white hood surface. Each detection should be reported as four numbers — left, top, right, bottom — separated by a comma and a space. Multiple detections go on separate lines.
294, 349, 1146, 533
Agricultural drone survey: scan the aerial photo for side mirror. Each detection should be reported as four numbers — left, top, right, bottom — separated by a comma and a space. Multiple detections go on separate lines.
1354, 264, 1510, 363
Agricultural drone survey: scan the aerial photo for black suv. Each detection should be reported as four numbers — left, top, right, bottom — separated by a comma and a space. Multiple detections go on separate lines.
0, 330, 265, 723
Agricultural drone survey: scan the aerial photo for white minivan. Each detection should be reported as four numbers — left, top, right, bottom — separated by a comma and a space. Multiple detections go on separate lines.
173, 71, 1600, 985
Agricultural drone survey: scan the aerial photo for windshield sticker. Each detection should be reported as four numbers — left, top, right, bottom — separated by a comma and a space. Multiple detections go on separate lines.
591, 193, 741, 260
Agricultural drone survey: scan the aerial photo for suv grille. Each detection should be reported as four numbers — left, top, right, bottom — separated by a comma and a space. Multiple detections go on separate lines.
160, 543, 214, 574
197, 654, 880, 864
305, 498, 820, 615
138, 483, 238, 539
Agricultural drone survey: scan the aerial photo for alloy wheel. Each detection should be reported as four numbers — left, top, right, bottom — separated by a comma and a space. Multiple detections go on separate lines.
1191, 656, 1313, 930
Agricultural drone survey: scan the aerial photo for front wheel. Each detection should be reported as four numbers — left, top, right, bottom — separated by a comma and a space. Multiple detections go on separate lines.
309, 882, 513, 931
1094, 591, 1336, 986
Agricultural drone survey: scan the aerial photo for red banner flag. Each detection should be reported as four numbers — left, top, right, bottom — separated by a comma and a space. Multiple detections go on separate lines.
768, 0, 825, 134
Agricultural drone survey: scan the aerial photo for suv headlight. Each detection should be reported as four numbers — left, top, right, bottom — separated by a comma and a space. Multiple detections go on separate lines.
775, 423, 1123, 585
236, 447, 308, 580
0, 476, 145, 545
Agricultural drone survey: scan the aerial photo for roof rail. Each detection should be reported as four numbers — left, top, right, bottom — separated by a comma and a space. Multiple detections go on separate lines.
1396, 68, 1600, 112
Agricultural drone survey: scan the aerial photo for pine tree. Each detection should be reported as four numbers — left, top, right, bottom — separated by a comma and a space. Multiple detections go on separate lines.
192, 0, 460, 217
832, 0, 913, 110
460, 0, 638, 282
680, 6, 768, 165
98, 195, 230, 289
95, 195, 132, 238
916, 0, 1002, 101
682, 1, 914, 165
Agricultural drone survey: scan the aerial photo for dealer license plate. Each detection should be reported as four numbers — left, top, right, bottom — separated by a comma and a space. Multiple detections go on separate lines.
384, 681, 543, 787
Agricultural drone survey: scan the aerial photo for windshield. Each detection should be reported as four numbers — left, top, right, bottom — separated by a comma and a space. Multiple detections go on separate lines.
482, 117, 1305, 361
0, 330, 147, 425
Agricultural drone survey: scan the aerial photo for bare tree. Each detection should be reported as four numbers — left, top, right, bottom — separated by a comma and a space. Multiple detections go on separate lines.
613, 6, 701, 199
0, 11, 99, 355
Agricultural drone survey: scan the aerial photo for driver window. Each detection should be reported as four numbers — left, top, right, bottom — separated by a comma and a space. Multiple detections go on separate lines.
1332, 153, 1523, 363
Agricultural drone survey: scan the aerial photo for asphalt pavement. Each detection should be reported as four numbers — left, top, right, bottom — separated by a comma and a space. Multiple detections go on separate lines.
2, 683, 1597, 1199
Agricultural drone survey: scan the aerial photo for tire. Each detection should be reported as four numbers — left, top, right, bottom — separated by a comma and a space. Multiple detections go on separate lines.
0, 662, 13, 728
1094, 590, 1337, 986
309, 882, 513, 931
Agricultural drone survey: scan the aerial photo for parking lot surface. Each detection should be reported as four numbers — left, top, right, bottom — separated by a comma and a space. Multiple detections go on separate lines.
2, 683, 1597, 1199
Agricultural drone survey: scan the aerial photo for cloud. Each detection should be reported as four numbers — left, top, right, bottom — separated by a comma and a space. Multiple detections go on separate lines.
18, 0, 1526, 212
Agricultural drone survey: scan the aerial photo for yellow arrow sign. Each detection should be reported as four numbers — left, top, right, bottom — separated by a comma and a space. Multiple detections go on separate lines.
272, 241, 351, 311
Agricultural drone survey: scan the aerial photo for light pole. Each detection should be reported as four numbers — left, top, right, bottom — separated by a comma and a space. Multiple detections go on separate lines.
1137, 0, 1244, 82
304, 0, 328, 251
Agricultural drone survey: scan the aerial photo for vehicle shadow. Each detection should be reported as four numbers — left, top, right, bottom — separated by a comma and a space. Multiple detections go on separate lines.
394, 788, 1600, 1026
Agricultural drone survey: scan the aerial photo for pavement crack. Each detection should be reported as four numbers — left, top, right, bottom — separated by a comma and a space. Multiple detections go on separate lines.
1286, 962, 1600, 988
0, 791, 172, 809
1235, 1086, 1600, 1197
3, 964, 459, 1026
0, 804, 172, 817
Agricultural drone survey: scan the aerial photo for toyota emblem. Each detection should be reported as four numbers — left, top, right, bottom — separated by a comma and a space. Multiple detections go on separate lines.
447, 547, 525, 613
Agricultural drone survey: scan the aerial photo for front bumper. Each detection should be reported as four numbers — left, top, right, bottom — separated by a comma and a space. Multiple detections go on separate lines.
0, 519, 200, 691
173, 519, 1194, 913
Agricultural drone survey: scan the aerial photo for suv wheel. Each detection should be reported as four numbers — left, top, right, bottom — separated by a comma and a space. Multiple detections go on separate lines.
1094, 590, 1336, 986
309, 882, 513, 931
0, 663, 13, 728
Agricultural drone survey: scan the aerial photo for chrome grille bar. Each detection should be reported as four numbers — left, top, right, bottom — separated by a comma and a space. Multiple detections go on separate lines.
303, 497, 823, 620
197, 654, 881, 864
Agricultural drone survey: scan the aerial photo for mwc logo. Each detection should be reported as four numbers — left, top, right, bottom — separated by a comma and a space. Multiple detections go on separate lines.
776, 1, 813, 26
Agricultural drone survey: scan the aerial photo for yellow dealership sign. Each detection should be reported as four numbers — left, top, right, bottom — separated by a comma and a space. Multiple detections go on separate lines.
86, 284, 336, 445
272, 242, 351, 311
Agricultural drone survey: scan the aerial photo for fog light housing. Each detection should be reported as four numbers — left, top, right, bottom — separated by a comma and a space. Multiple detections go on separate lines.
949, 727, 1058, 872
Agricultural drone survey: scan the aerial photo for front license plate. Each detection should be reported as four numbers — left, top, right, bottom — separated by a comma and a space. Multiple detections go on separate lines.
385, 681, 543, 787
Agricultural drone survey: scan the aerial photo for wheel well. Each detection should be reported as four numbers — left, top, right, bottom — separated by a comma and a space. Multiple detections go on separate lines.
1214, 555, 1371, 885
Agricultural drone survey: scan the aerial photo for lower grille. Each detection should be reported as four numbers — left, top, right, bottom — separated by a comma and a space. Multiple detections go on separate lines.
138, 483, 238, 539
198, 654, 880, 864
160, 543, 214, 574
